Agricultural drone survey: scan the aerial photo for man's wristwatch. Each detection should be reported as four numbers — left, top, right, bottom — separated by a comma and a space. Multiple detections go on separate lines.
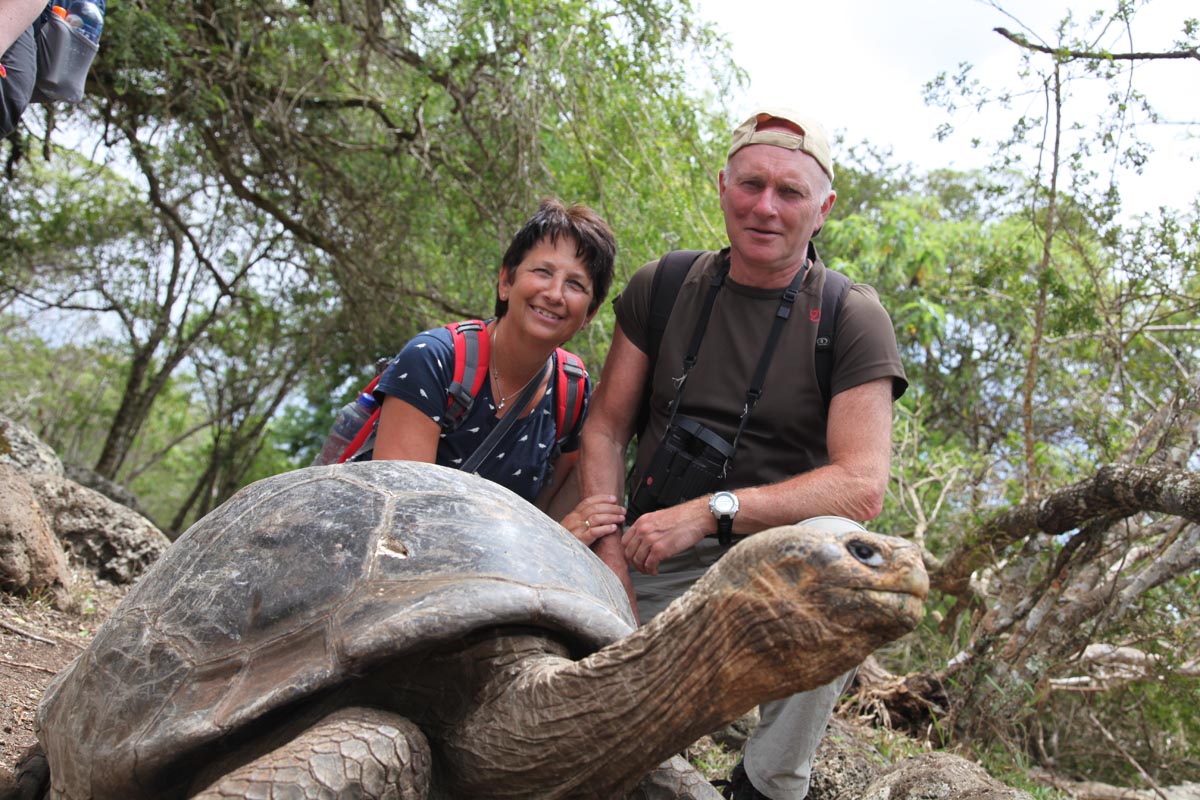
709, 491, 739, 546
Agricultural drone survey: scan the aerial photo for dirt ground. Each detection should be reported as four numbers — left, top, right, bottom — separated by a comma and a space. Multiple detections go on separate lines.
0, 570, 127, 781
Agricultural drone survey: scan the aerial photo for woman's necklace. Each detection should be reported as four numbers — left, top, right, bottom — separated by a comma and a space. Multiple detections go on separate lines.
490, 324, 542, 411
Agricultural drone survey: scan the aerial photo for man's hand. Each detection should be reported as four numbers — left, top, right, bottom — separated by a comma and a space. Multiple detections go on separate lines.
622, 497, 713, 575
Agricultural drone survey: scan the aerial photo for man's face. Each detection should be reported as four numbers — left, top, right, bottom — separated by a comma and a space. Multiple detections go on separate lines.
719, 126, 835, 275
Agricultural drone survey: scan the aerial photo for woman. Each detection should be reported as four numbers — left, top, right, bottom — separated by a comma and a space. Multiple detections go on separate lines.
372, 198, 625, 541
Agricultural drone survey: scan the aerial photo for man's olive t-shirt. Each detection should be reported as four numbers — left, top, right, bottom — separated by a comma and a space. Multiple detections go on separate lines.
614, 248, 907, 492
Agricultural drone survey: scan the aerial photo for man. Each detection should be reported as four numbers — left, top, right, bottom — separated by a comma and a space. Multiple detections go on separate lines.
576, 107, 908, 800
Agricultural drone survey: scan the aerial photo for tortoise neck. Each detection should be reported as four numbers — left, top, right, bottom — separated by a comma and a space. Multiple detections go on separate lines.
439, 590, 846, 798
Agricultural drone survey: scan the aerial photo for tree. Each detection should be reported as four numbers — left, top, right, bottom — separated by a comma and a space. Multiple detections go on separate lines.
849, 2, 1200, 791
2, 0, 739, 509
165, 293, 314, 531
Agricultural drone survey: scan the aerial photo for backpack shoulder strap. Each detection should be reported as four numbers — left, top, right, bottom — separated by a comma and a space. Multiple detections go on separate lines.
552, 348, 588, 447
335, 364, 389, 463
636, 250, 705, 439
814, 269, 852, 411
444, 319, 490, 431
646, 250, 705, 370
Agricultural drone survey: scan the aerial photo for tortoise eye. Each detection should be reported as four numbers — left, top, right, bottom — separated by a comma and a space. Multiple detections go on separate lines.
847, 540, 884, 567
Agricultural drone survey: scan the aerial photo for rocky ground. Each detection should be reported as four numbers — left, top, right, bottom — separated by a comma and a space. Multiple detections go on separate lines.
0, 568, 125, 778
0, 574, 1050, 800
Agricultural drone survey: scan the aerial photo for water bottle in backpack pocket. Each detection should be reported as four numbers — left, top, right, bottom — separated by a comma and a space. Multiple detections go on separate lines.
31, 3, 101, 104
313, 392, 379, 466
65, 0, 103, 42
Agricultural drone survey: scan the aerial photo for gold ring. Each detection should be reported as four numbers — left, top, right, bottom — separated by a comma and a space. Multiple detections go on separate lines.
584, 518, 591, 531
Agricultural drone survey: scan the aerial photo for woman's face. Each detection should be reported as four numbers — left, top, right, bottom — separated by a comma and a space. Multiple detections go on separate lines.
498, 236, 595, 346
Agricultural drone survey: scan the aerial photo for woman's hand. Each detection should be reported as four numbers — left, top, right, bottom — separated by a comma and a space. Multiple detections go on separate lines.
562, 494, 625, 546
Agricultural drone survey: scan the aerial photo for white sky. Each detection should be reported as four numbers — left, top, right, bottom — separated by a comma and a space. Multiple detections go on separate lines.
695, 0, 1199, 216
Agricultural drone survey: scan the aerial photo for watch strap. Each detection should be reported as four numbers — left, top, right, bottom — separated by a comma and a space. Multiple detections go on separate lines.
717, 514, 734, 546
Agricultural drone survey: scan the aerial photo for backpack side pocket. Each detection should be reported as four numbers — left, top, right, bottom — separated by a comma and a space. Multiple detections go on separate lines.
31, 13, 97, 104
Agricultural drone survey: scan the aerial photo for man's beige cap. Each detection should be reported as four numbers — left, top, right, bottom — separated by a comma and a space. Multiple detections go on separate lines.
727, 106, 834, 182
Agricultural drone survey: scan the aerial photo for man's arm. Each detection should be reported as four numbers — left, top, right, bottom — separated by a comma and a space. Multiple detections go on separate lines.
578, 323, 646, 611
622, 377, 896, 575
737, 376, 894, 526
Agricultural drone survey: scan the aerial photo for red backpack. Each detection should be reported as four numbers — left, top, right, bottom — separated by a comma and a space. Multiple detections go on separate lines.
330, 319, 587, 464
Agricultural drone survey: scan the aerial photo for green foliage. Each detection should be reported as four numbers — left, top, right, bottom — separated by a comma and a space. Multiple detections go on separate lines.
683, 736, 740, 783
3, 0, 740, 521
0, 316, 124, 464
870, 3, 1200, 786
0, 154, 153, 307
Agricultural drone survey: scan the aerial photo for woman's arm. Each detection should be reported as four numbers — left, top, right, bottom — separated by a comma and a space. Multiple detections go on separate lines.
578, 323, 649, 614
371, 394, 441, 462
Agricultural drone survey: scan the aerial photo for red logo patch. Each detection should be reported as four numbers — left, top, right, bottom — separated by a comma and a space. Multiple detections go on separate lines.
810, 309, 821, 323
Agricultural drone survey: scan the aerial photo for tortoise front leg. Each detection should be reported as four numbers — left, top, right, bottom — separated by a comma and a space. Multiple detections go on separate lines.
190, 707, 430, 799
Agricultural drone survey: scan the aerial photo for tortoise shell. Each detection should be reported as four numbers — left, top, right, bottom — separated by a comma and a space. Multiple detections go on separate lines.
37, 461, 634, 797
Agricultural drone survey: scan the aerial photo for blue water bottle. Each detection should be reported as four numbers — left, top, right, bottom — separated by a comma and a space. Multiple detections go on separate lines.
66, 0, 104, 43
312, 392, 379, 465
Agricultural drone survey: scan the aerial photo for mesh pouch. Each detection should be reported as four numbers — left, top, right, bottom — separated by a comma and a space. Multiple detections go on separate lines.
31, 12, 96, 104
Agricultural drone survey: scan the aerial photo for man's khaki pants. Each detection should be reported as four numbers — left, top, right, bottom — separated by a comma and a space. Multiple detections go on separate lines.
632, 520, 863, 800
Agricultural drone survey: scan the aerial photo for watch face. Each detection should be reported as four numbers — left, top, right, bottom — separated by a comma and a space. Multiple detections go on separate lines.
713, 493, 736, 515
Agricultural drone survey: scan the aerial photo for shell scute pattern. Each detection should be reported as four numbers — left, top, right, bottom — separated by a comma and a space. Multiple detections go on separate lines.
37, 461, 635, 799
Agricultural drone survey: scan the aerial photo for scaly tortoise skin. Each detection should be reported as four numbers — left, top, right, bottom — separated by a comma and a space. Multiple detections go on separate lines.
34, 460, 928, 799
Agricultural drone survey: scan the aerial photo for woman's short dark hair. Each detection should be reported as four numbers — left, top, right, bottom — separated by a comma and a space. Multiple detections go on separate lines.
494, 198, 616, 318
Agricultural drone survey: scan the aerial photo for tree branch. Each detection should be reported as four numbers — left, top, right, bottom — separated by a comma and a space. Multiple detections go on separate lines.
932, 464, 1200, 595
995, 27, 1200, 62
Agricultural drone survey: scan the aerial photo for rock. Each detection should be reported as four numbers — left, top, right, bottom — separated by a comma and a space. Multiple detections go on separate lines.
0, 466, 75, 610
720, 702, 1025, 800
1157, 782, 1200, 800
0, 415, 63, 478
859, 751, 1033, 799
807, 718, 885, 800
710, 708, 760, 750
63, 463, 153, 523
23, 473, 170, 585
1027, 769, 1200, 800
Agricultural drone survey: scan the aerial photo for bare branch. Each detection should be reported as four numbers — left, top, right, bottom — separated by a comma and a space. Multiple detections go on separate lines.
995, 27, 1200, 62
1049, 643, 1200, 692
933, 464, 1200, 596
1086, 710, 1169, 800
0, 620, 57, 646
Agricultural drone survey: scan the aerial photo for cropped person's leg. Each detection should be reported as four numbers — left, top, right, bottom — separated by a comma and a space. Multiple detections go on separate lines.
633, 537, 725, 621
741, 668, 856, 800
1, 25, 35, 137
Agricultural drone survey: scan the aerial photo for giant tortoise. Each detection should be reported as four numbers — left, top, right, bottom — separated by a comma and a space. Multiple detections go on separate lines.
26, 460, 927, 799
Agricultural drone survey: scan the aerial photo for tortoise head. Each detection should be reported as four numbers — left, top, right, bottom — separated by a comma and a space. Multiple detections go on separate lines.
676, 524, 928, 678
